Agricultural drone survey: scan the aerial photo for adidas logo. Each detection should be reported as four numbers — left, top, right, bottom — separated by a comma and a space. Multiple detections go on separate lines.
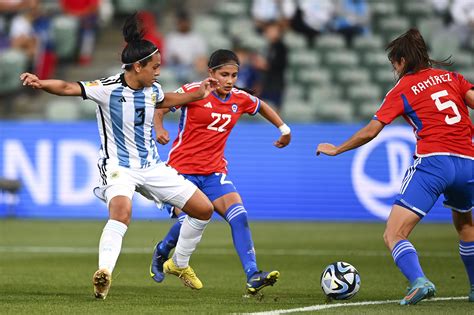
204, 102, 212, 108
118, 96, 126, 103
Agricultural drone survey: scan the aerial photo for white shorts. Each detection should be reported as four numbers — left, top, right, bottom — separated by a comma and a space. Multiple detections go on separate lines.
93, 162, 197, 209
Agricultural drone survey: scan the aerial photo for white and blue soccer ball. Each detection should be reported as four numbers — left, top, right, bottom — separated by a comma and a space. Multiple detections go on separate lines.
320, 261, 361, 300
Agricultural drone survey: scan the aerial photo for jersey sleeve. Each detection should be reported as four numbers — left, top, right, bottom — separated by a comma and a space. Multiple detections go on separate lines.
78, 79, 107, 103
152, 82, 165, 107
168, 84, 188, 112
241, 92, 261, 116
373, 88, 404, 124
455, 72, 474, 96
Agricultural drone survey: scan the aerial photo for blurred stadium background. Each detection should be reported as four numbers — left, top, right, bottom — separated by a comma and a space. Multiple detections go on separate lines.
1, 1, 474, 312
1, 0, 472, 220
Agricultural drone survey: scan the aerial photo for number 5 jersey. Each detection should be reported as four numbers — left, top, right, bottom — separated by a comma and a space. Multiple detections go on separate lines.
374, 68, 473, 158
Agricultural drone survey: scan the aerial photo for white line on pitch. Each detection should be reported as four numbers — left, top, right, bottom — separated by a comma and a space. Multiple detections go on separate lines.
240, 296, 467, 315
0, 246, 459, 257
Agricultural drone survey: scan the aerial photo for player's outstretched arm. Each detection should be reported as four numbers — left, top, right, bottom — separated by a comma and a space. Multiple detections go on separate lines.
153, 108, 170, 145
159, 78, 219, 109
258, 101, 291, 148
20, 72, 81, 96
316, 119, 385, 156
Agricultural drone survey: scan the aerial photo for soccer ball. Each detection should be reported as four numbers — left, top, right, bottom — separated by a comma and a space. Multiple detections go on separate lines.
320, 261, 361, 300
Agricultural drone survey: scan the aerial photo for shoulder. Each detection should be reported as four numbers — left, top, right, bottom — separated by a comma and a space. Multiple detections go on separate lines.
181, 81, 202, 93
152, 81, 163, 90
98, 73, 122, 87
232, 88, 259, 102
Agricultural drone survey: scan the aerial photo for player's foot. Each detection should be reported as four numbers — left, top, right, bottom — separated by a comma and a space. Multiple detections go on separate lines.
93, 268, 112, 299
163, 258, 203, 289
400, 277, 436, 305
469, 285, 474, 302
246, 270, 280, 295
150, 241, 167, 283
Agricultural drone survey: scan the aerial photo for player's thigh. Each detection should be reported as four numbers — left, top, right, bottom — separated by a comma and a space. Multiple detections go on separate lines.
94, 165, 136, 211
201, 173, 238, 201
395, 157, 447, 217
443, 157, 473, 212
141, 163, 198, 210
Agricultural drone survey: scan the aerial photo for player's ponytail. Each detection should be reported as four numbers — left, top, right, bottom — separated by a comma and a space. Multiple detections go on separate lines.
121, 13, 159, 71
386, 28, 452, 78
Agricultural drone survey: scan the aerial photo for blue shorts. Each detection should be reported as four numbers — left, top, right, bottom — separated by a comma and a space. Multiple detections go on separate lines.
395, 155, 473, 218
164, 173, 237, 217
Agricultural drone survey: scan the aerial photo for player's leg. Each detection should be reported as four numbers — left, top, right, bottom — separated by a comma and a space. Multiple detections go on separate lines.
446, 157, 474, 301
163, 189, 212, 289
384, 157, 445, 305
205, 172, 279, 294
452, 210, 474, 302
213, 191, 279, 294
94, 183, 135, 299
384, 205, 436, 305
143, 165, 212, 289
150, 207, 185, 283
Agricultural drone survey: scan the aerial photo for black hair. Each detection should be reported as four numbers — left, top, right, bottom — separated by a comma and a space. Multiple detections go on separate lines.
208, 49, 240, 69
121, 13, 158, 71
207, 49, 254, 94
386, 28, 452, 77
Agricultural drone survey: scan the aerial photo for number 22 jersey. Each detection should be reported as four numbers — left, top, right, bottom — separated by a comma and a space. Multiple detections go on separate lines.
374, 68, 473, 158
168, 82, 261, 174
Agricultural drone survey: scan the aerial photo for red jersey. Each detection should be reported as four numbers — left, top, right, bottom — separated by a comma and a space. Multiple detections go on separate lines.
167, 83, 261, 174
375, 68, 473, 158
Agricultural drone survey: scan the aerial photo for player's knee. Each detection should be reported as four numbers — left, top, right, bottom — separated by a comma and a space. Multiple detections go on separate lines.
383, 228, 397, 249
195, 202, 213, 220
108, 197, 132, 225
182, 194, 213, 220
382, 230, 390, 248
457, 224, 474, 242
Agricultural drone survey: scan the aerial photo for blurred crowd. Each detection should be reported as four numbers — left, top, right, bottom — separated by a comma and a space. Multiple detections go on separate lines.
0, 0, 112, 78
1, 0, 474, 120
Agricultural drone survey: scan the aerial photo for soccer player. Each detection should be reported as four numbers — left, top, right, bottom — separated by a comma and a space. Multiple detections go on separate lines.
317, 28, 474, 305
20, 13, 218, 299
149, 49, 291, 295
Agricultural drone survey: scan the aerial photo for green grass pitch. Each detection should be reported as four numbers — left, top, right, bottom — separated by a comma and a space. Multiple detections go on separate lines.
0, 219, 472, 314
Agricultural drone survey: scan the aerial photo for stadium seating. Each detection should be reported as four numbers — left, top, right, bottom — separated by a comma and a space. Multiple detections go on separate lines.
7, 0, 474, 122
315, 34, 346, 54
51, 15, 79, 60
346, 83, 383, 117
284, 31, 308, 50
315, 100, 354, 122
45, 99, 81, 121
114, 0, 150, 14
352, 34, 384, 55
0, 49, 28, 95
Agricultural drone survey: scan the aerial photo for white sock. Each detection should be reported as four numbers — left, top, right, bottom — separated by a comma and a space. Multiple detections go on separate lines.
98, 219, 128, 273
173, 216, 209, 268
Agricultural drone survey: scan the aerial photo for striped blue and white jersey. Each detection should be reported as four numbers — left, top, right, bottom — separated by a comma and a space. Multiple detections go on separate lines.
79, 73, 164, 169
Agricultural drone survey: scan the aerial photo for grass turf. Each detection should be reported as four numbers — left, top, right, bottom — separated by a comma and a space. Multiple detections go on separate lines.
0, 219, 472, 314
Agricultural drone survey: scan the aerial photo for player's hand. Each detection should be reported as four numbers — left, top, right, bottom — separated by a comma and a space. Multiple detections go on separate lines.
316, 143, 338, 156
155, 128, 170, 145
274, 134, 291, 148
197, 77, 219, 98
20, 72, 42, 89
